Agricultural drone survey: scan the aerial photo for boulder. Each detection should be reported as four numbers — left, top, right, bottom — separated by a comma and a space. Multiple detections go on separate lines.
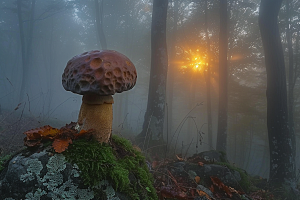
0, 135, 157, 200
0, 149, 129, 200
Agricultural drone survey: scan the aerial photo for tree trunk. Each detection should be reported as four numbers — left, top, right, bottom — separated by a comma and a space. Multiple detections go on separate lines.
285, 0, 296, 162
216, 0, 228, 152
136, 0, 168, 153
18, 0, 36, 102
204, 0, 213, 150
167, 0, 179, 152
259, 0, 296, 188
95, 0, 107, 49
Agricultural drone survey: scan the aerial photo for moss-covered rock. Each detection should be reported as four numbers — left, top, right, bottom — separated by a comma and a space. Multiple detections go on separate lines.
63, 135, 157, 200
0, 135, 158, 200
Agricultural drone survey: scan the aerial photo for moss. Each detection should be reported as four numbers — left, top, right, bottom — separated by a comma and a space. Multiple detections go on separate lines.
63, 135, 158, 200
218, 151, 228, 163
216, 162, 251, 193
0, 154, 12, 172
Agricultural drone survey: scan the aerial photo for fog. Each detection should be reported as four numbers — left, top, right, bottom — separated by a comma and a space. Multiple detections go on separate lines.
0, 0, 299, 180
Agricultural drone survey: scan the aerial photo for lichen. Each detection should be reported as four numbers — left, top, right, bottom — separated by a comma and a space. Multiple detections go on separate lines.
25, 188, 46, 200
20, 158, 43, 183
19, 152, 94, 200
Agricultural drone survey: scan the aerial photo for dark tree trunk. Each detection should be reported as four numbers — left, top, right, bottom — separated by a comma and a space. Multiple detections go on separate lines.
204, 0, 213, 150
167, 0, 179, 152
136, 0, 168, 152
259, 0, 296, 188
95, 0, 107, 49
285, 0, 296, 161
216, 0, 228, 152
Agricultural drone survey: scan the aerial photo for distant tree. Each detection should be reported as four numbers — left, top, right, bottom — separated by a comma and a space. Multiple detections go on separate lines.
167, 0, 179, 151
204, 0, 213, 150
94, 0, 107, 49
17, 0, 36, 101
259, 0, 296, 190
216, 0, 228, 152
285, 0, 296, 160
136, 0, 168, 152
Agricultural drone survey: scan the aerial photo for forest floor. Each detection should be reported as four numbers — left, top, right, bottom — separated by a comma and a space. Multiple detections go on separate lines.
0, 110, 299, 200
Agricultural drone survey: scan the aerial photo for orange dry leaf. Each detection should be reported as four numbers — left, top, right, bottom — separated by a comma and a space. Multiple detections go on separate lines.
198, 162, 204, 166
195, 176, 201, 184
152, 161, 159, 169
74, 129, 92, 139
210, 176, 232, 198
24, 125, 59, 140
24, 123, 94, 153
52, 139, 72, 153
175, 154, 184, 161
210, 185, 214, 193
196, 190, 212, 200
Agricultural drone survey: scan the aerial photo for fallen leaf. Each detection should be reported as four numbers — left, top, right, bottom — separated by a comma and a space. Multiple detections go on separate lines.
196, 190, 212, 200
198, 161, 204, 166
210, 176, 232, 198
152, 161, 159, 169
52, 139, 72, 153
176, 154, 184, 161
210, 185, 214, 193
195, 176, 201, 184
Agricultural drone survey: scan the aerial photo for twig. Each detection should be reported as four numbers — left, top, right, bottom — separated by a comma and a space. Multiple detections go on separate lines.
143, 112, 154, 151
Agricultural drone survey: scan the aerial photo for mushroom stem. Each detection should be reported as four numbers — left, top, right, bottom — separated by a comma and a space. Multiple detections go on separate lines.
77, 94, 114, 143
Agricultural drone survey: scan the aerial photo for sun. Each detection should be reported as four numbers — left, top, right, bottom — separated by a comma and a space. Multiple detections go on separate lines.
177, 48, 208, 73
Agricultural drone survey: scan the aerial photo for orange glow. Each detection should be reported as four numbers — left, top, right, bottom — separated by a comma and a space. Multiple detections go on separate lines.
177, 47, 209, 74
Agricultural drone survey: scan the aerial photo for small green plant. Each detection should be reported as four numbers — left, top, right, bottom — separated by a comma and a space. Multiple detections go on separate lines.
0, 154, 12, 172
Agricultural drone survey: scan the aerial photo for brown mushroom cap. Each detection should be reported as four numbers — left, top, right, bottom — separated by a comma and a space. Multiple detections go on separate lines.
62, 50, 137, 96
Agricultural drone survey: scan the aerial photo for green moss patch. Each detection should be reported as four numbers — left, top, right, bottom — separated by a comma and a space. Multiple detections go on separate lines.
0, 154, 12, 172
63, 135, 158, 200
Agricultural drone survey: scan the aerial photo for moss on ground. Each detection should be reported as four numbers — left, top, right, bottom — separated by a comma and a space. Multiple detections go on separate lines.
63, 135, 158, 200
0, 154, 12, 172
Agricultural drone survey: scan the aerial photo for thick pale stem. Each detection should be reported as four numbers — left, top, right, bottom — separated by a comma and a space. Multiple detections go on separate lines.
77, 94, 113, 143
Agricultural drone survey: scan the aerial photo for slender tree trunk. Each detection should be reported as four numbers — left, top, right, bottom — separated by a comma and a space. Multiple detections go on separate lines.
285, 0, 296, 161
259, 0, 296, 188
216, 0, 228, 152
18, 0, 36, 102
167, 0, 179, 149
204, 0, 213, 150
95, 0, 107, 49
136, 0, 168, 152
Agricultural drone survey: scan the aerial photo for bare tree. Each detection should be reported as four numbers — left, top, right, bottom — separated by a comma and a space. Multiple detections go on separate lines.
216, 0, 228, 152
259, 0, 296, 190
285, 0, 296, 161
204, 0, 213, 150
17, 0, 36, 101
136, 0, 168, 153
94, 0, 107, 49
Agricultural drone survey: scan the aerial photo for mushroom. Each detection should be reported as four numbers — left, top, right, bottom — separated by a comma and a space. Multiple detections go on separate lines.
62, 50, 137, 143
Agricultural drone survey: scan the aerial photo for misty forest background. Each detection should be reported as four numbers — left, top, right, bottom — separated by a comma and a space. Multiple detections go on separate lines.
0, 0, 299, 185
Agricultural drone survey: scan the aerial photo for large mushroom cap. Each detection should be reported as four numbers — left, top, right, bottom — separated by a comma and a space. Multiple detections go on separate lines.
62, 50, 137, 96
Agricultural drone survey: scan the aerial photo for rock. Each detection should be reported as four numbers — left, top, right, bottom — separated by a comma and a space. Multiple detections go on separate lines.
189, 150, 228, 163
169, 162, 243, 189
0, 135, 158, 200
0, 149, 96, 200
0, 149, 133, 200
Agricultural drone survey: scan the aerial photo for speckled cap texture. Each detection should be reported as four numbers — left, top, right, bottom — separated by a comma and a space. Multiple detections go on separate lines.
62, 50, 137, 96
